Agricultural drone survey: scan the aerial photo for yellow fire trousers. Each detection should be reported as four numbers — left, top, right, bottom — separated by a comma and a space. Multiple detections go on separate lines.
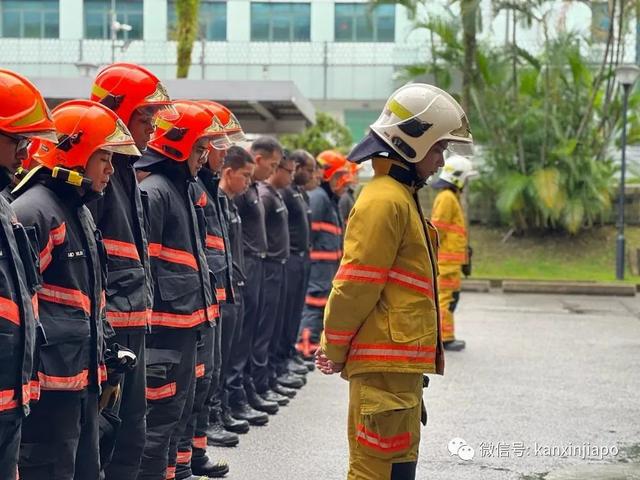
438, 265, 462, 342
347, 372, 423, 480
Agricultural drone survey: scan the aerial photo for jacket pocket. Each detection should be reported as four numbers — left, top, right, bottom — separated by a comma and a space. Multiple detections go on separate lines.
156, 272, 200, 303
387, 307, 436, 344
105, 266, 146, 312
356, 384, 420, 460
38, 317, 91, 384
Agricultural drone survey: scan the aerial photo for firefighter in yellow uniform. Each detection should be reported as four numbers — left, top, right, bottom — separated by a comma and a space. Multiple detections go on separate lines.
316, 83, 473, 480
431, 155, 478, 351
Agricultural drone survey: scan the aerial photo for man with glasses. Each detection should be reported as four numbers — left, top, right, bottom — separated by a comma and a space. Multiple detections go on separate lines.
0, 68, 57, 480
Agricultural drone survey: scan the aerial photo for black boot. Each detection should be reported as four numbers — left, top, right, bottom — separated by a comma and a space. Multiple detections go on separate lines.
248, 391, 279, 414
287, 359, 309, 376
207, 409, 240, 447
221, 407, 250, 434
443, 339, 466, 351
230, 403, 269, 426
277, 372, 304, 389
191, 456, 230, 478
260, 389, 289, 406
272, 383, 296, 398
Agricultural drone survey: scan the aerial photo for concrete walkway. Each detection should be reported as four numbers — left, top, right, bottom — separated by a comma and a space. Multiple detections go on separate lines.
208, 292, 640, 479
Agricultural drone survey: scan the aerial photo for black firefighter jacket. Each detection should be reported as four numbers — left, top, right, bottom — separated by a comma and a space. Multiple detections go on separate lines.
192, 168, 234, 304
0, 195, 39, 418
11, 173, 108, 394
88, 153, 152, 332
138, 155, 216, 330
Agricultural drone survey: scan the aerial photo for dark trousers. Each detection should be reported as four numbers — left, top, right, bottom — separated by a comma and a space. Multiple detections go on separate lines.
299, 261, 339, 343
138, 329, 197, 480
279, 253, 310, 367
19, 391, 100, 480
227, 256, 264, 405
222, 286, 244, 408
176, 325, 215, 479
267, 261, 289, 382
0, 418, 21, 480
103, 332, 147, 480
253, 260, 286, 393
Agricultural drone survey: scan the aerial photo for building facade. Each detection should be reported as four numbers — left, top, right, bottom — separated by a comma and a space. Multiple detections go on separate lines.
0, 0, 633, 139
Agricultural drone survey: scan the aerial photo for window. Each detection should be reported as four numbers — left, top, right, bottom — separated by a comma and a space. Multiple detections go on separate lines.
251, 3, 310, 42
84, 0, 143, 40
335, 3, 395, 42
168, 0, 227, 41
0, 0, 59, 38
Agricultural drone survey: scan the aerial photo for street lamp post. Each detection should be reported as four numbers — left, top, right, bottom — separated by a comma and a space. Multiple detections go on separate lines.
614, 64, 640, 280
110, 0, 132, 63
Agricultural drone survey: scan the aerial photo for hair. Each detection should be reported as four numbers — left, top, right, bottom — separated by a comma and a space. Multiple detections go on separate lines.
288, 149, 314, 168
250, 136, 283, 157
223, 146, 255, 170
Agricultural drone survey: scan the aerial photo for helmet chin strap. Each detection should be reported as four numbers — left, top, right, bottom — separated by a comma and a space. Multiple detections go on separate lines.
387, 160, 426, 191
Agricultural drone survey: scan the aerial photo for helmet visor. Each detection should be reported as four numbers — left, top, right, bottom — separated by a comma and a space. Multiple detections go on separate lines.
137, 103, 179, 122
20, 130, 59, 143
447, 141, 474, 156
209, 133, 232, 150
226, 130, 247, 144
102, 143, 142, 156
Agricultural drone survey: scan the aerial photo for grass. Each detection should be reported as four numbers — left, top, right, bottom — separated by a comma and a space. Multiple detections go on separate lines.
470, 225, 640, 285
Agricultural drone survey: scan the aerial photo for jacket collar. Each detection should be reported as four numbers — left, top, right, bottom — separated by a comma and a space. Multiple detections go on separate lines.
371, 157, 425, 192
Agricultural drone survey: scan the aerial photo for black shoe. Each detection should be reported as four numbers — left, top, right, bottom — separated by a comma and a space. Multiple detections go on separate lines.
230, 403, 269, 426
206, 422, 239, 447
287, 359, 308, 376
303, 359, 316, 371
221, 409, 250, 434
443, 339, 466, 351
260, 389, 289, 406
277, 372, 304, 389
248, 392, 279, 415
272, 383, 296, 398
191, 457, 230, 478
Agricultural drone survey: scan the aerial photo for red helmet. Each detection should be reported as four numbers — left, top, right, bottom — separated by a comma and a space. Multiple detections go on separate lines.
148, 100, 226, 162
198, 100, 246, 144
90, 63, 174, 124
317, 150, 349, 182
35, 100, 139, 171
197, 101, 233, 150
0, 69, 57, 142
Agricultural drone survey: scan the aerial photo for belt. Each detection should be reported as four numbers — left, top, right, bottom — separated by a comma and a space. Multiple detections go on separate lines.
290, 250, 308, 257
245, 251, 267, 259
265, 257, 287, 265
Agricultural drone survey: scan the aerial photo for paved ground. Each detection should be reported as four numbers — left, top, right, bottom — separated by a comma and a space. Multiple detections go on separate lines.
207, 292, 640, 480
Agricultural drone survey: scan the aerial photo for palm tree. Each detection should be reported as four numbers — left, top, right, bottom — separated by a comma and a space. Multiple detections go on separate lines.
175, 0, 200, 78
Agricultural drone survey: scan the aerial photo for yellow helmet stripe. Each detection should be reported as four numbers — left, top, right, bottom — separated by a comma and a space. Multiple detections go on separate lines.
91, 83, 110, 101
388, 99, 414, 121
154, 117, 174, 131
9, 102, 47, 128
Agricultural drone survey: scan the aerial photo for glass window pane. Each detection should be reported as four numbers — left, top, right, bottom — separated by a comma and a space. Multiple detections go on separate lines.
44, 11, 59, 38
292, 3, 309, 41
375, 5, 394, 42
251, 3, 270, 41
2, 11, 21, 37
125, 12, 143, 39
22, 11, 42, 38
335, 4, 353, 42
210, 4, 227, 40
85, 11, 105, 38
354, 8, 373, 41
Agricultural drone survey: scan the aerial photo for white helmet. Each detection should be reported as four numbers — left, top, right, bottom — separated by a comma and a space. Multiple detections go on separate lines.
370, 83, 473, 163
439, 154, 478, 189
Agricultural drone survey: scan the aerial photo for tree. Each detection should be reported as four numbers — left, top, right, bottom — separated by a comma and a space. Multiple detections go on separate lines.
280, 112, 353, 157
175, 0, 200, 78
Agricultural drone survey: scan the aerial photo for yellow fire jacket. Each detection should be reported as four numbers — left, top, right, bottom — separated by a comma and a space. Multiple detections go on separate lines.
431, 189, 467, 266
321, 159, 445, 378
